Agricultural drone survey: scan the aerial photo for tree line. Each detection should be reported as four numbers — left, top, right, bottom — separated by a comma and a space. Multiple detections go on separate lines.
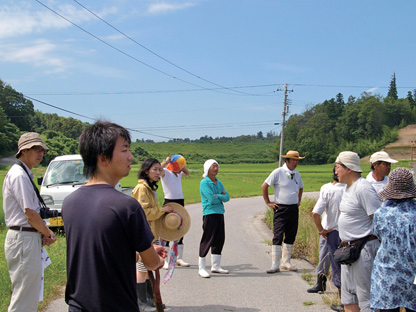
279, 74, 416, 164
1, 74, 415, 165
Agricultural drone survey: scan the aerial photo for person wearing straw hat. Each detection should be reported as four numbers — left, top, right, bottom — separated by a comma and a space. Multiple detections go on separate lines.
198, 159, 230, 278
62, 122, 165, 312
261, 150, 305, 273
160, 155, 190, 268
370, 167, 416, 312
132, 158, 173, 311
3, 132, 57, 312
335, 151, 381, 312
366, 151, 398, 193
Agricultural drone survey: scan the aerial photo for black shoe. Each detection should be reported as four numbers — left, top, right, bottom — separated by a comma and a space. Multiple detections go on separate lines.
331, 304, 344, 312
307, 274, 327, 293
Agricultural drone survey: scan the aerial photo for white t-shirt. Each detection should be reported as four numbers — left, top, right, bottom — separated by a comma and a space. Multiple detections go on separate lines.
366, 171, 388, 194
264, 163, 303, 205
312, 182, 346, 231
3, 163, 41, 227
338, 177, 381, 242
160, 168, 184, 200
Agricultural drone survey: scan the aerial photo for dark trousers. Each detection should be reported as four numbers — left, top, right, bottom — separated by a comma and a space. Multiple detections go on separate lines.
272, 204, 299, 245
163, 198, 185, 245
199, 214, 225, 257
326, 230, 341, 288
68, 305, 85, 312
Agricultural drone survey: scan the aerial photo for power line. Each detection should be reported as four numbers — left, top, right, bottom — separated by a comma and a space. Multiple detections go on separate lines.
23, 95, 176, 140
23, 95, 278, 139
23, 83, 282, 96
34, 0, 261, 97
72, 0, 260, 97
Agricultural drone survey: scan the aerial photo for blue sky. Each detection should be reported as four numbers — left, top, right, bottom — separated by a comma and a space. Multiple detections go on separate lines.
1, 1, 415, 141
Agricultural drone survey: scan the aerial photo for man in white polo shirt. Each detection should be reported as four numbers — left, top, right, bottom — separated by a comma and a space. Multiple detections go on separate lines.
335, 151, 381, 312
3, 132, 57, 312
261, 150, 304, 274
366, 151, 397, 194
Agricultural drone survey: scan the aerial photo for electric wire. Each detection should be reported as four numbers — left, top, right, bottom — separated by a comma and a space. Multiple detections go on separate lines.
34, 0, 261, 97
24, 83, 283, 96
24, 95, 176, 140
23, 94, 280, 139
73, 0, 261, 96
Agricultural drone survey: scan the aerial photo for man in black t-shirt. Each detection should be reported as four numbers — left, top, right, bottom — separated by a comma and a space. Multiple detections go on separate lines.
62, 121, 165, 312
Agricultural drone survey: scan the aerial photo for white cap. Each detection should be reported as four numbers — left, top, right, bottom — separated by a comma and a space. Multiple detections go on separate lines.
369, 151, 398, 164
335, 151, 362, 173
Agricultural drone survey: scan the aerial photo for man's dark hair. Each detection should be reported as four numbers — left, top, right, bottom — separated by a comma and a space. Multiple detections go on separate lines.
138, 158, 160, 191
79, 121, 131, 178
370, 161, 382, 171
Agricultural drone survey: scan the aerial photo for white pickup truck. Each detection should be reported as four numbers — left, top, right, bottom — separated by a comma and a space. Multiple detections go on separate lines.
38, 154, 122, 227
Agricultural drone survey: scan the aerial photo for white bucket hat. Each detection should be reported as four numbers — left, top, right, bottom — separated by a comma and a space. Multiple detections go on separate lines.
335, 151, 362, 173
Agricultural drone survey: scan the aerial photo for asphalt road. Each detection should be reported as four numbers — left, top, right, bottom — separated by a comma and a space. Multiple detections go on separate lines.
45, 194, 334, 312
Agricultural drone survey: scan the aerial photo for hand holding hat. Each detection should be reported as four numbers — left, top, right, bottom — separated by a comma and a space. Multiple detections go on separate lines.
155, 202, 191, 241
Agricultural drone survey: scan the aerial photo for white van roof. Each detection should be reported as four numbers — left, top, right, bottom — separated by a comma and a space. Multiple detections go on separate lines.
51, 154, 82, 161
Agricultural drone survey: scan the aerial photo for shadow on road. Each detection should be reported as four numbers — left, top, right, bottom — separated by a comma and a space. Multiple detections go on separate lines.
164, 305, 260, 312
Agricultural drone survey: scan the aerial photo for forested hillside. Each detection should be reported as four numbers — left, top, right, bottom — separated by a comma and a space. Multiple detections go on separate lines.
1, 76, 416, 165
280, 88, 416, 164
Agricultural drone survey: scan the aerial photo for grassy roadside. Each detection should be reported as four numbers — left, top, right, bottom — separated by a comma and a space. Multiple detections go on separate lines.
0, 160, 409, 310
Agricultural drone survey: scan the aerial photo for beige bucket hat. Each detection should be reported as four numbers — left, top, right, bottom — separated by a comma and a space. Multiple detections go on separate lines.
15, 132, 49, 158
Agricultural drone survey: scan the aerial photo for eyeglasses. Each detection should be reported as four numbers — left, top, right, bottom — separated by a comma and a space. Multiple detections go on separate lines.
31, 146, 46, 154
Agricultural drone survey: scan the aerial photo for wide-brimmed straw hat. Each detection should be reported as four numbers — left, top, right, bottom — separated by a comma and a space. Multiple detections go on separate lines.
155, 202, 191, 241
15, 132, 49, 158
281, 150, 305, 160
378, 167, 416, 200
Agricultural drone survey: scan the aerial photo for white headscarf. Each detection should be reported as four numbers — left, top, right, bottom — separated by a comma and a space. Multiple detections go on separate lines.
202, 159, 219, 178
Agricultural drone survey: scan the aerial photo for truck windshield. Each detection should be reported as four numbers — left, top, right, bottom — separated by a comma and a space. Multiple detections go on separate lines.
43, 160, 88, 186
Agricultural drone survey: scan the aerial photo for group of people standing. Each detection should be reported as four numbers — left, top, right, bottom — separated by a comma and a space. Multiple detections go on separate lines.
3, 122, 415, 312
263, 149, 415, 312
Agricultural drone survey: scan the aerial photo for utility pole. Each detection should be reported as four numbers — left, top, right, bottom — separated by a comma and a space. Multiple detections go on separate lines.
278, 84, 293, 167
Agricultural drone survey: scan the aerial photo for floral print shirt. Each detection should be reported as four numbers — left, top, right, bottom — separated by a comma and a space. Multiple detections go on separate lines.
370, 199, 416, 311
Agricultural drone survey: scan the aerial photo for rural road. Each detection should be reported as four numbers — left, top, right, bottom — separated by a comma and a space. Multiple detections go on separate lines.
45, 194, 334, 312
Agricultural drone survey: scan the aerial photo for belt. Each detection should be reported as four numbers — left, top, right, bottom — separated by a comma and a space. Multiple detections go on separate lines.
9, 226, 38, 232
342, 235, 378, 246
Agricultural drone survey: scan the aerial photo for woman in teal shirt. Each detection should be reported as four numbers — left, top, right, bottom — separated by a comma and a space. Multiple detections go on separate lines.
198, 159, 230, 278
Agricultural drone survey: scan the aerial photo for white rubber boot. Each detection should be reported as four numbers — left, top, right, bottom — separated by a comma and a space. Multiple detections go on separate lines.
198, 257, 210, 278
266, 245, 281, 273
280, 243, 297, 271
163, 246, 169, 270
211, 254, 229, 274
176, 245, 189, 267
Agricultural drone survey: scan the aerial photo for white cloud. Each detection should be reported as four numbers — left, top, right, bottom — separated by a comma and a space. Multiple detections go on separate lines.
0, 39, 70, 74
0, 2, 117, 39
365, 87, 379, 94
147, 2, 196, 14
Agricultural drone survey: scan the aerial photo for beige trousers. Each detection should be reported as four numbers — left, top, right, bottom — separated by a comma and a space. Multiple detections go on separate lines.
5, 229, 42, 312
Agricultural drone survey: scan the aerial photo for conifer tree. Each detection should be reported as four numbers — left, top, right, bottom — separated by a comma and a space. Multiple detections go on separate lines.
387, 73, 398, 99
